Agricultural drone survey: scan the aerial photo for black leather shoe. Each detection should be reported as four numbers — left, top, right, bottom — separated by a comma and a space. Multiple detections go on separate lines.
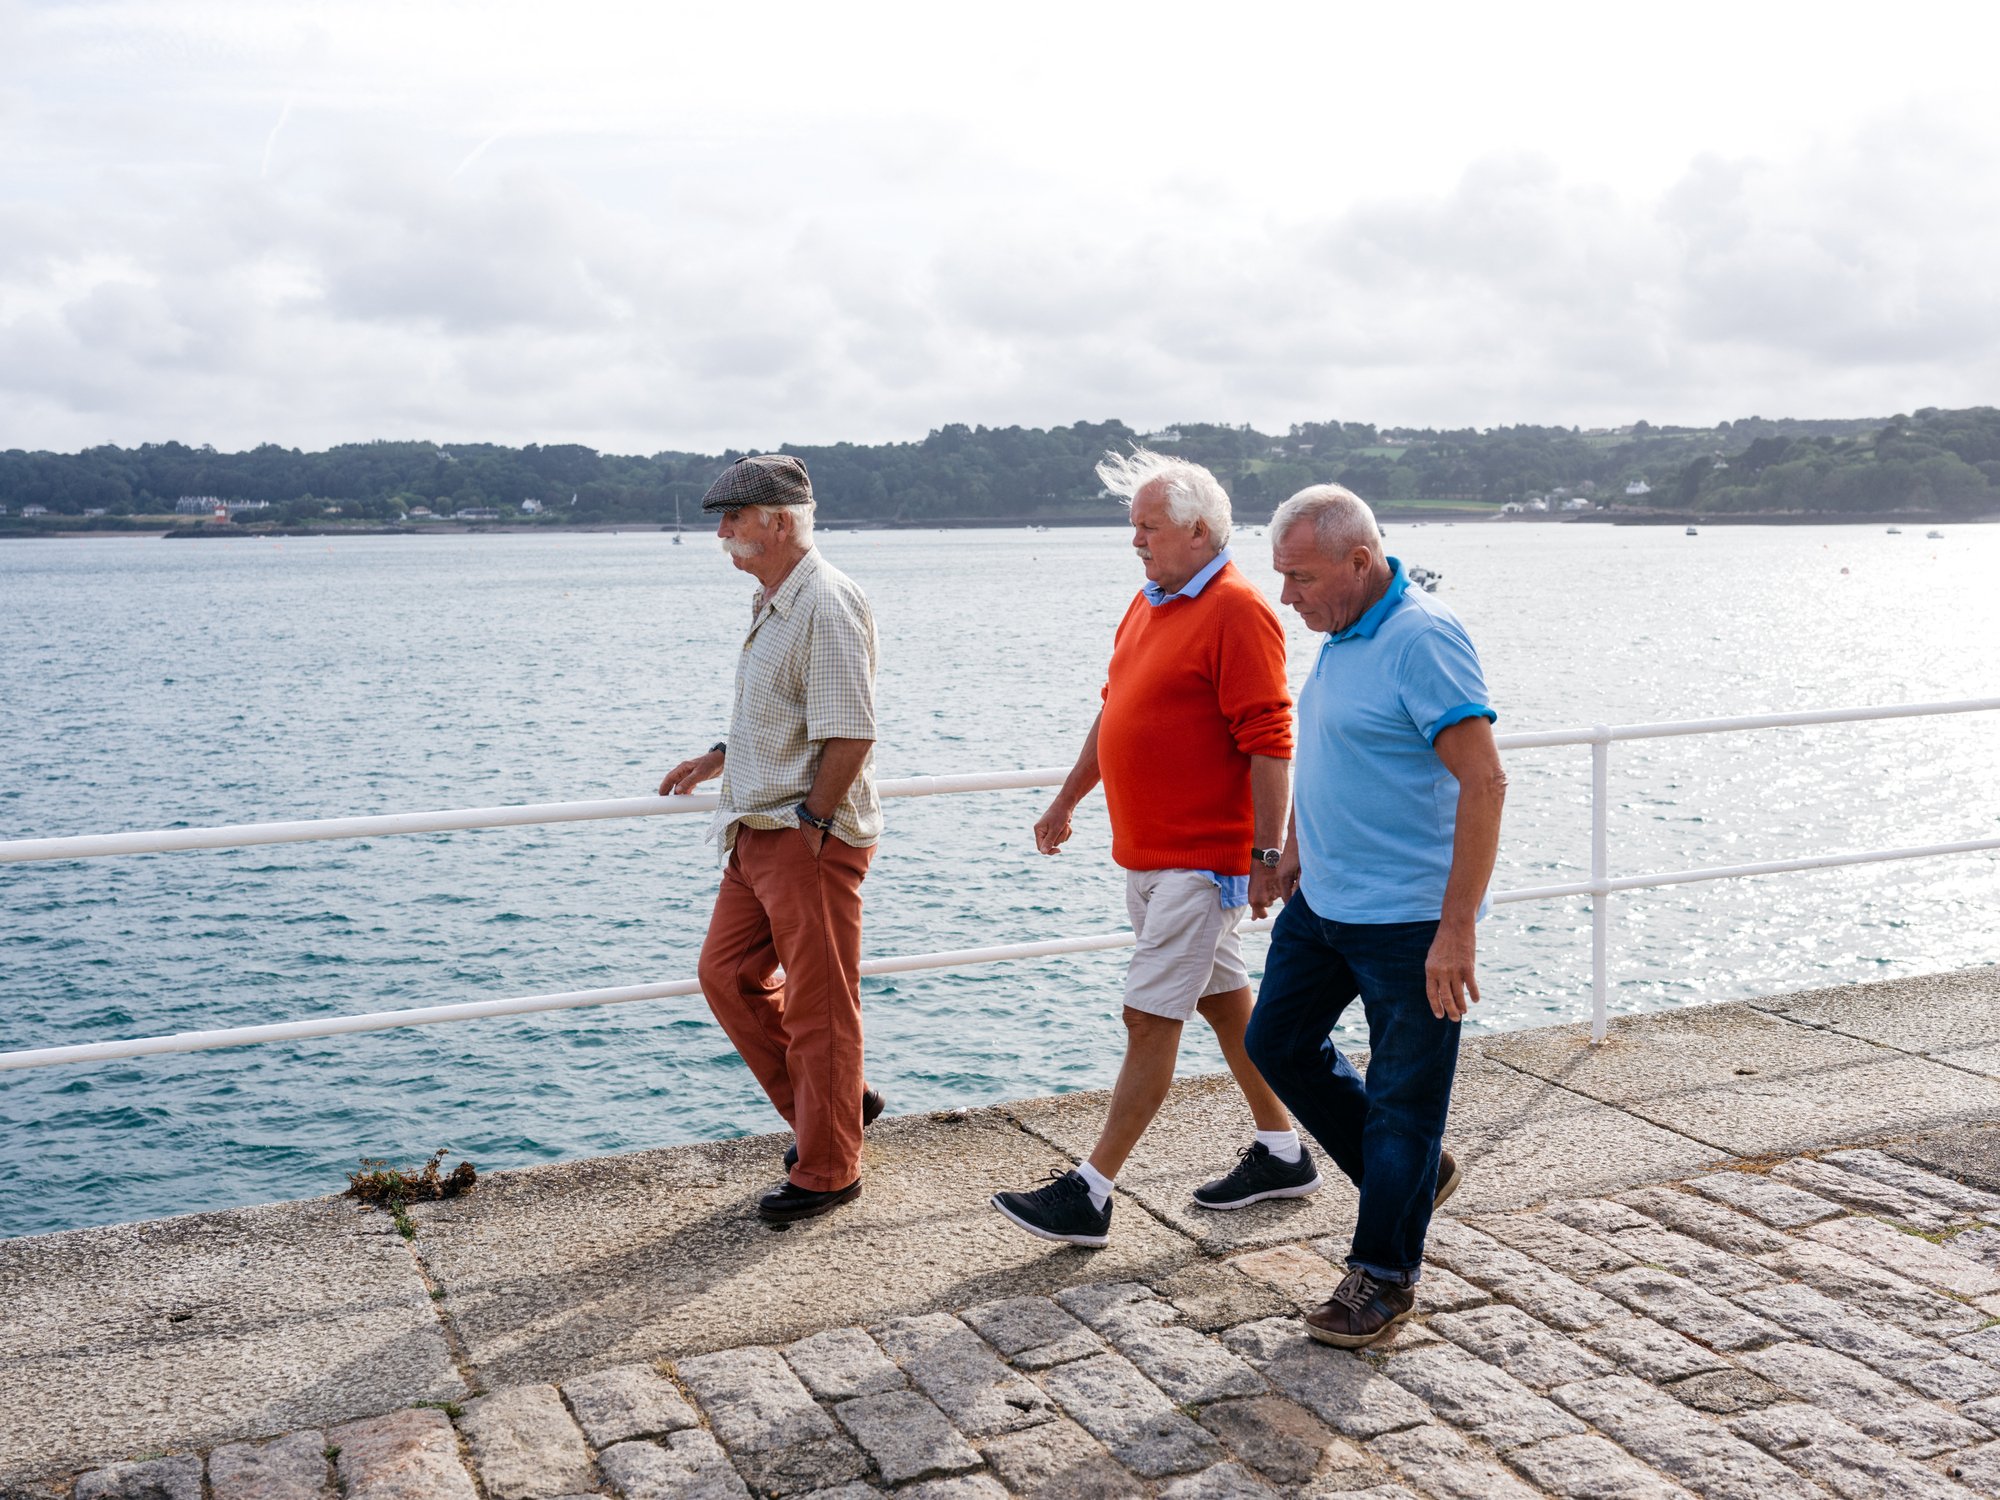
757, 1178, 861, 1223
784, 1084, 885, 1170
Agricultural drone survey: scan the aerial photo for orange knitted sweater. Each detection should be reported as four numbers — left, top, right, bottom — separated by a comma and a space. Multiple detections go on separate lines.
1097, 562, 1294, 874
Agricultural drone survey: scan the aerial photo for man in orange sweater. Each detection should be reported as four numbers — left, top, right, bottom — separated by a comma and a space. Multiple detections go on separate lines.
991, 450, 1306, 1247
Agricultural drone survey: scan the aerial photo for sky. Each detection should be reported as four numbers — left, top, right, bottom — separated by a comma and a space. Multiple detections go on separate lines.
3, 0, 1999, 455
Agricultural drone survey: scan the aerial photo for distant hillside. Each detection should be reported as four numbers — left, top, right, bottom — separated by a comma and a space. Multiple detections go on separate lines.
4, 407, 1997, 529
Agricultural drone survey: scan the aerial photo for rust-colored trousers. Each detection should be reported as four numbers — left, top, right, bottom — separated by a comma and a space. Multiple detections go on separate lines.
698, 826, 875, 1191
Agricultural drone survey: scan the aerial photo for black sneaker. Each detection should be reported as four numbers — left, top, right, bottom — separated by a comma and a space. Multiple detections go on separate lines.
1192, 1141, 1323, 1210
991, 1169, 1112, 1248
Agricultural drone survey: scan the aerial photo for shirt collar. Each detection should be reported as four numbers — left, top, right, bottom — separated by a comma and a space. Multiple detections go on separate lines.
752, 546, 820, 618
1326, 556, 1410, 643
1142, 546, 1232, 607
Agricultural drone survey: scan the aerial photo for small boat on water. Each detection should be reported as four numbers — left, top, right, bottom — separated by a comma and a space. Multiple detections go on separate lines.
1685, 526, 1699, 536
1928, 530, 1945, 539
1407, 564, 1442, 593
1886, 527, 1902, 535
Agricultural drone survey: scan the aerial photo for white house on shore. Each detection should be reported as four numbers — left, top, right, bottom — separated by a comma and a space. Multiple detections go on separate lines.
1625, 479, 1653, 497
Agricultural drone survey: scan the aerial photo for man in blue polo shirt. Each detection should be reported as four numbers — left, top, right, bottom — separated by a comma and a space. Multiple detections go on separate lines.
1247, 482, 1507, 1349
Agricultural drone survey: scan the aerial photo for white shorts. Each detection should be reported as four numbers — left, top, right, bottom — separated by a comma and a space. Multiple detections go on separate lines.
1122, 868, 1251, 1021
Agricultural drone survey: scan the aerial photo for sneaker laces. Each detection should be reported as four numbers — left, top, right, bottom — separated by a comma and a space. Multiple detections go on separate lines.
1326, 1268, 1377, 1311
1025, 1169, 1085, 1205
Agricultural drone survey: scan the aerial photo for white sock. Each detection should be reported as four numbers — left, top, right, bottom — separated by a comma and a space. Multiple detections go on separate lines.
1077, 1160, 1115, 1210
1255, 1129, 1303, 1163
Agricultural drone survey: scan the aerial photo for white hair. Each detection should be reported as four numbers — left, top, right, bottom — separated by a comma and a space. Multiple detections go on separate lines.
1271, 484, 1382, 559
1096, 448, 1232, 550
744, 501, 816, 548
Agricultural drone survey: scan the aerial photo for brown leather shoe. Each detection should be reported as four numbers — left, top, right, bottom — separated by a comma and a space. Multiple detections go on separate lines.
1304, 1267, 1416, 1348
757, 1178, 861, 1223
784, 1084, 885, 1170
1435, 1149, 1464, 1211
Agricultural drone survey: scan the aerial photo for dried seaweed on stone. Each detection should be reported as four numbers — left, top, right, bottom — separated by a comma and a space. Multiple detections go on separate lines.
345, 1147, 477, 1207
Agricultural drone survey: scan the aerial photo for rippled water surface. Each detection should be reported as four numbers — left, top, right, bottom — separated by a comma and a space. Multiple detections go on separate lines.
3, 523, 1997, 1236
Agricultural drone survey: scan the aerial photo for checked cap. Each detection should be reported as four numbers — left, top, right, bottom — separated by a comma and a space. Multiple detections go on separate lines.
700, 454, 814, 512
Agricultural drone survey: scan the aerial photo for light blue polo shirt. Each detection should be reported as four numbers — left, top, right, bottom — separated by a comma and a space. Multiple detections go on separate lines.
1295, 557, 1496, 923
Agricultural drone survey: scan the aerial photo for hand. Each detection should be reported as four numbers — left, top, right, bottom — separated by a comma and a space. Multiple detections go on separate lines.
1033, 799, 1075, 855
1249, 864, 1283, 919
1425, 921, 1481, 1022
1276, 841, 1302, 904
658, 750, 723, 796
797, 820, 826, 857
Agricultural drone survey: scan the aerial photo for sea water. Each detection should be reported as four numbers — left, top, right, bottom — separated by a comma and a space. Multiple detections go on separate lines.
2, 523, 1996, 1236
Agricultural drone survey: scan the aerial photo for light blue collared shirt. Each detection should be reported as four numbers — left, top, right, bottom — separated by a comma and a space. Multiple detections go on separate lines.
1295, 557, 1497, 922
1140, 547, 1249, 910
1142, 545, 1234, 607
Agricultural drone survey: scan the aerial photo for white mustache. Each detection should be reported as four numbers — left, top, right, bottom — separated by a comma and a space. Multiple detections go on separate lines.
721, 539, 765, 559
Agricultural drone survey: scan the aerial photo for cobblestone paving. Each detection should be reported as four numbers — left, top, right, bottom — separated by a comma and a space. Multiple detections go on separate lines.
48, 1147, 2000, 1498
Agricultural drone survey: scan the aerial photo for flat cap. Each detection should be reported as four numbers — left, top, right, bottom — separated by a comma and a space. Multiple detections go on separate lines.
700, 453, 814, 512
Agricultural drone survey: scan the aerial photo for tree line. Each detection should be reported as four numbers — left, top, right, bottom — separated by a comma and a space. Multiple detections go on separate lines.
3, 407, 1997, 528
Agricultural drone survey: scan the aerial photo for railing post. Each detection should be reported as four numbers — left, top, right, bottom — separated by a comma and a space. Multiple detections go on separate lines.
1590, 726, 1611, 1044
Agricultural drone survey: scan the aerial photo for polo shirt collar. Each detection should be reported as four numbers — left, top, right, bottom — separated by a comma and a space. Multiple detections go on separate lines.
1327, 557, 1410, 643
754, 545, 820, 617
1142, 546, 1232, 607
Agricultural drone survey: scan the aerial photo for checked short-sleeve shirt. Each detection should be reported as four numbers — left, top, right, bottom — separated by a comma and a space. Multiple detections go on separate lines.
710, 547, 881, 853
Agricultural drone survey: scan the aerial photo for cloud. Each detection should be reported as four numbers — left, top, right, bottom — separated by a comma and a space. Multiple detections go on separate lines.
2, 7, 1999, 453
259, 95, 292, 179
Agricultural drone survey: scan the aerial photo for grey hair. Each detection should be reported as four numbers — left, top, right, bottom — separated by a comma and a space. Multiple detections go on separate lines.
1271, 484, 1382, 560
745, 501, 816, 548
1096, 447, 1233, 550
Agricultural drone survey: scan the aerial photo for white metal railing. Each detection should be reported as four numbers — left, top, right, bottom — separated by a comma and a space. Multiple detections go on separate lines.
2, 697, 1996, 1070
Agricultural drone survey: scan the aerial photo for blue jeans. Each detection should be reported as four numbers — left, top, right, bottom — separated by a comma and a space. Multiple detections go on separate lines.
1245, 895, 1460, 1284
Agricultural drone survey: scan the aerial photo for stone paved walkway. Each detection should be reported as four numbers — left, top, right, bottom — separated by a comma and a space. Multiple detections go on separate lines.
29, 1138, 2000, 1500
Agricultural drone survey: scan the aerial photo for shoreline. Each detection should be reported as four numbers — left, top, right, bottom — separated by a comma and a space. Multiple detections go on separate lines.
5, 509, 1998, 540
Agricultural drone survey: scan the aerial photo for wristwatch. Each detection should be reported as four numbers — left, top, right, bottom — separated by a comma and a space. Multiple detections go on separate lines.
1251, 847, 1282, 868
797, 803, 835, 832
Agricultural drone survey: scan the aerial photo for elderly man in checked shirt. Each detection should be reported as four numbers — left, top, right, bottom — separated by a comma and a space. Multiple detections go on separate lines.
659, 454, 885, 1224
